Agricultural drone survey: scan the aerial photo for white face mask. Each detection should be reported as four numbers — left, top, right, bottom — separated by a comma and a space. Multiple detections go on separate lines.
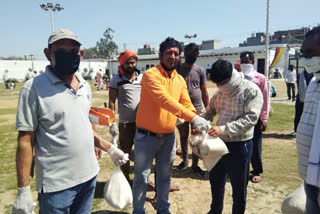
240, 64, 254, 74
301, 57, 320, 74
314, 72, 320, 81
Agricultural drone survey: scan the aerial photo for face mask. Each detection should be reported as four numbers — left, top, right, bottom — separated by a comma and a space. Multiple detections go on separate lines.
314, 72, 320, 81
240, 64, 253, 74
52, 50, 80, 75
301, 57, 320, 74
185, 55, 197, 64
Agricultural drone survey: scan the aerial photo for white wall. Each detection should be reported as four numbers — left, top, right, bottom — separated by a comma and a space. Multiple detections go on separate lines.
0, 60, 108, 83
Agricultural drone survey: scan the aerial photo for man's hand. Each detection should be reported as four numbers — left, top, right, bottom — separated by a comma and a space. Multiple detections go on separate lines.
208, 126, 222, 137
261, 121, 267, 132
108, 145, 129, 166
94, 147, 102, 160
12, 185, 36, 214
192, 115, 211, 132
109, 123, 119, 136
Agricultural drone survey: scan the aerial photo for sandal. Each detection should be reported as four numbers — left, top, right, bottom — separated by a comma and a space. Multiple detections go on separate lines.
251, 175, 262, 183
147, 180, 155, 189
169, 184, 180, 192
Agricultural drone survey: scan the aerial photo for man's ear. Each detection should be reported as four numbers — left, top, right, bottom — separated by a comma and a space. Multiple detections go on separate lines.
44, 48, 51, 62
80, 49, 84, 60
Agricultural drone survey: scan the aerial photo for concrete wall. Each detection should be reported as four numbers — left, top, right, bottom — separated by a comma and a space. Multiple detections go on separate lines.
0, 60, 108, 83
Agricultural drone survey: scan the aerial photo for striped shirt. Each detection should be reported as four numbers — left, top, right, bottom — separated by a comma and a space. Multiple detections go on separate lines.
296, 77, 320, 180
204, 73, 263, 142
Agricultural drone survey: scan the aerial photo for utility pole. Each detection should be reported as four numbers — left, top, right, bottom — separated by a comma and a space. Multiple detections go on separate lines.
40, 3, 64, 32
30, 54, 34, 73
264, 0, 270, 79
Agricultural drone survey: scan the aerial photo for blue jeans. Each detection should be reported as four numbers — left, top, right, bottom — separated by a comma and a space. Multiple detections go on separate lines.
208, 140, 252, 214
305, 182, 320, 214
38, 176, 97, 214
132, 131, 176, 214
251, 123, 263, 175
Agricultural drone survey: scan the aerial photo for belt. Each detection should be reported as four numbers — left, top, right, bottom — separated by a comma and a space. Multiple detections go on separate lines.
137, 128, 167, 138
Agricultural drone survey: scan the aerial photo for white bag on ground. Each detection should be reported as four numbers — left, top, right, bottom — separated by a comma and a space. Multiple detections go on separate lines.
104, 166, 132, 209
281, 183, 306, 214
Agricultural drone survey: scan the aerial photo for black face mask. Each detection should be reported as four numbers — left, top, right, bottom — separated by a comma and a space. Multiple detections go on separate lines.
185, 55, 197, 64
53, 50, 80, 75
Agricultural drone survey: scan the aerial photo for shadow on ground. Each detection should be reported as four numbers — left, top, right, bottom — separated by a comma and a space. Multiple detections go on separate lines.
92, 211, 128, 214
263, 132, 295, 140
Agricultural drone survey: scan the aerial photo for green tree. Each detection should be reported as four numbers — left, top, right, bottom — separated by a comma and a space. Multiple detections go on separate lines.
83, 47, 99, 59
96, 28, 118, 58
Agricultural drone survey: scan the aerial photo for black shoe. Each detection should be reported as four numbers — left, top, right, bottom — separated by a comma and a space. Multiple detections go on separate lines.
176, 161, 188, 171
192, 166, 206, 177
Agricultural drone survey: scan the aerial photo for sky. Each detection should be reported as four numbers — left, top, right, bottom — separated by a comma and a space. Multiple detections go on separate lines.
1, 0, 320, 60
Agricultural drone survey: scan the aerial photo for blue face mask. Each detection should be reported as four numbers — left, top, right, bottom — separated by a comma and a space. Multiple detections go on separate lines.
53, 50, 80, 75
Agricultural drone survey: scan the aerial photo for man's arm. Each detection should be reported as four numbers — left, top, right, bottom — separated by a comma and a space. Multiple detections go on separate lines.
259, 76, 269, 131
91, 124, 113, 152
16, 131, 35, 187
200, 84, 209, 108
91, 124, 128, 166
108, 88, 117, 111
142, 71, 197, 121
219, 87, 263, 138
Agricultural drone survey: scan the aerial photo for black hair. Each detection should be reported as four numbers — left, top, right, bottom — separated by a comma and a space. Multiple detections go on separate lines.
305, 26, 320, 45
159, 37, 181, 55
240, 51, 254, 61
184, 43, 199, 53
210, 59, 233, 83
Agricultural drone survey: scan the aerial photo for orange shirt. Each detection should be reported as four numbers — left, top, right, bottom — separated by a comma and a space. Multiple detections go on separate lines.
136, 64, 197, 134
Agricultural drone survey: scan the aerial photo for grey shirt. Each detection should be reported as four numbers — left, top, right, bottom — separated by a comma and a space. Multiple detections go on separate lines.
177, 64, 206, 113
109, 72, 143, 123
16, 66, 99, 193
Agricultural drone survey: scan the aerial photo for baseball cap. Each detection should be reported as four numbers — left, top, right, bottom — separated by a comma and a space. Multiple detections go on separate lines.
48, 29, 81, 45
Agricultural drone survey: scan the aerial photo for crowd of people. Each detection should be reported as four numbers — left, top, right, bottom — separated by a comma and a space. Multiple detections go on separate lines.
11, 26, 320, 214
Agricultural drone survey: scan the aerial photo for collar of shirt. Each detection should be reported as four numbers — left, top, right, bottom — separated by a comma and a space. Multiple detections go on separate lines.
156, 64, 178, 79
44, 65, 86, 94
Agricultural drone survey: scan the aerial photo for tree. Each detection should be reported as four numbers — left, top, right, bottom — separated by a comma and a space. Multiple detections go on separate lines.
96, 28, 118, 58
83, 47, 99, 59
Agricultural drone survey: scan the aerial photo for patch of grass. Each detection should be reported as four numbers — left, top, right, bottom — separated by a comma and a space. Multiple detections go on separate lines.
0, 108, 17, 115
0, 121, 18, 193
262, 140, 300, 191
267, 103, 295, 132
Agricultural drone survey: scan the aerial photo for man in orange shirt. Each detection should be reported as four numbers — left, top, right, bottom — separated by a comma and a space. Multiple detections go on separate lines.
132, 37, 211, 214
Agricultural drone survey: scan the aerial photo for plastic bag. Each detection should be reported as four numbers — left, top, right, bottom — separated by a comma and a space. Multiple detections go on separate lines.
281, 184, 306, 214
188, 132, 206, 157
104, 166, 133, 209
189, 132, 229, 172
200, 134, 229, 172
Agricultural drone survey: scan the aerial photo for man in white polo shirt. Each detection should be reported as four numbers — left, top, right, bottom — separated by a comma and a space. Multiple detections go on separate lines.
12, 29, 128, 214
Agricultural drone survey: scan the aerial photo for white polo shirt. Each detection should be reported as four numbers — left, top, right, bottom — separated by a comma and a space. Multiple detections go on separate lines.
16, 66, 99, 193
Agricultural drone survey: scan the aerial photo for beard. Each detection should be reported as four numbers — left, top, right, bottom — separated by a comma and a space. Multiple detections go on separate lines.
160, 62, 177, 72
122, 66, 136, 75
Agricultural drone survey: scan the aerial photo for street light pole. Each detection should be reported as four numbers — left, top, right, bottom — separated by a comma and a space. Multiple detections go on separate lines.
40, 3, 64, 32
264, 0, 270, 78
50, 9, 54, 32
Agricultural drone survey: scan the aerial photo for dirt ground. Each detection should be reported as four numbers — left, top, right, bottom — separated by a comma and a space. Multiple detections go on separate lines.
0, 79, 299, 214
92, 138, 295, 214
91, 79, 298, 214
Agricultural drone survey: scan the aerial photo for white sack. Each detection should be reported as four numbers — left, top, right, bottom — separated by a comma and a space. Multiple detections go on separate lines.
200, 135, 229, 172
189, 132, 228, 172
281, 184, 306, 214
104, 166, 133, 209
